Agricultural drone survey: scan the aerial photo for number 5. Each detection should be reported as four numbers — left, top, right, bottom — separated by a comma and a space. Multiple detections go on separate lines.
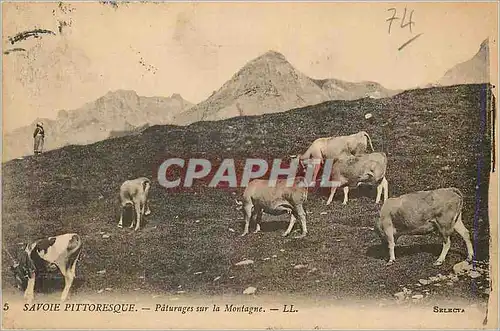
3, 303, 9, 311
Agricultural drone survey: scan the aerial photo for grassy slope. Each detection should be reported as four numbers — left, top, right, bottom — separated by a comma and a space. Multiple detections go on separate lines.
1, 84, 493, 302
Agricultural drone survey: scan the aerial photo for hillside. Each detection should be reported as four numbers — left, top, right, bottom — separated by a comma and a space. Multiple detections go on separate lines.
174, 51, 399, 125
3, 91, 192, 160
438, 39, 490, 86
1, 84, 493, 303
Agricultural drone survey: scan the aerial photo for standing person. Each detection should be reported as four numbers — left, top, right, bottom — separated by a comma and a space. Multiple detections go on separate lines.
33, 122, 45, 155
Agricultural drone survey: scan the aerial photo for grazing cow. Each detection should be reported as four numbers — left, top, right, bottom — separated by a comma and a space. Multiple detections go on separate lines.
118, 177, 152, 231
236, 177, 309, 238
10, 233, 83, 303
326, 152, 388, 206
298, 131, 375, 181
375, 188, 474, 266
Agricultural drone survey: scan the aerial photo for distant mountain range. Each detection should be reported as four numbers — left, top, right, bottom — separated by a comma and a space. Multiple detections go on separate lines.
3, 39, 491, 161
4, 91, 192, 160
173, 51, 399, 125
435, 38, 490, 87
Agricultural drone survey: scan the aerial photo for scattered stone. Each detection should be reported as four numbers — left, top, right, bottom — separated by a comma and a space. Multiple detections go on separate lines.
419, 279, 430, 285
433, 283, 442, 287
364, 113, 373, 120
272, 255, 278, 258
213, 276, 221, 282
243, 286, 257, 295
449, 274, 460, 282
412, 294, 424, 300
294, 264, 307, 270
97, 289, 104, 294
415, 283, 422, 287
177, 290, 186, 294
170, 297, 179, 301
315, 280, 320, 283
102, 234, 111, 239
320, 212, 327, 215
280, 249, 285, 252
469, 270, 481, 279
195, 220, 200, 223
394, 292, 406, 301
263, 257, 271, 261
228, 228, 236, 233
178, 285, 182, 288
105, 287, 112, 291
194, 271, 203, 275
97, 269, 106, 275
308, 267, 318, 273
429, 276, 439, 282
229, 276, 235, 279
446, 282, 453, 286
245, 140, 252, 145
453, 261, 472, 274
441, 165, 451, 171
235, 259, 254, 266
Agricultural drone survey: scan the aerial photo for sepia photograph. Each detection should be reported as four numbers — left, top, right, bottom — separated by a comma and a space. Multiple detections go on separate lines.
1, 1, 498, 329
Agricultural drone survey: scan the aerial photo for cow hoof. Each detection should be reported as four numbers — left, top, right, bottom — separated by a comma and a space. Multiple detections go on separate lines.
117, 224, 123, 228
294, 234, 306, 239
433, 260, 443, 266
145, 210, 151, 216
386, 260, 395, 266
240, 233, 248, 237
342, 202, 347, 205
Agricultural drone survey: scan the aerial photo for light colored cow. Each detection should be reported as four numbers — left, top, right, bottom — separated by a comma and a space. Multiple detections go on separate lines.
118, 177, 151, 231
375, 188, 474, 266
10, 233, 83, 303
326, 152, 388, 206
236, 177, 309, 238
299, 131, 375, 181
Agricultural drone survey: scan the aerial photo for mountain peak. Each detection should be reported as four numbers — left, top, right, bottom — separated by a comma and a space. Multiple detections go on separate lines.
480, 38, 489, 51
171, 93, 184, 100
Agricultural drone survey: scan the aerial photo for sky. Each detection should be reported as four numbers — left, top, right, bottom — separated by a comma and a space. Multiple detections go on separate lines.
2, 2, 497, 132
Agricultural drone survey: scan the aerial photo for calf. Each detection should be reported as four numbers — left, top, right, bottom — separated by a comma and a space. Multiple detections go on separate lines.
118, 177, 151, 231
326, 152, 388, 205
375, 188, 474, 266
299, 131, 375, 181
236, 177, 309, 238
10, 233, 83, 303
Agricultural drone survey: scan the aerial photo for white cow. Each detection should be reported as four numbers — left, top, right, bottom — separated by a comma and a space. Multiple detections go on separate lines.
118, 177, 152, 231
236, 177, 309, 238
326, 152, 388, 205
10, 233, 83, 303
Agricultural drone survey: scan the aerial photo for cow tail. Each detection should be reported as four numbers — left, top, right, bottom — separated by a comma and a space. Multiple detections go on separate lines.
451, 188, 464, 223
142, 178, 151, 195
362, 131, 375, 152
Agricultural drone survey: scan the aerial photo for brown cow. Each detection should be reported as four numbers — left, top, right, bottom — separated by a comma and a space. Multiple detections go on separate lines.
375, 188, 474, 266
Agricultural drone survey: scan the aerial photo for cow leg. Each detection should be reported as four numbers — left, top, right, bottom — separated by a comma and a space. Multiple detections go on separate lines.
134, 201, 142, 231
144, 199, 151, 216
118, 209, 124, 228
241, 203, 253, 237
293, 205, 308, 239
384, 224, 396, 266
342, 186, 349, 205
326, 187, 337, 205
434, 236, 451, 266
24, 275, 36, 303
453, 214, 474, 262
282, 214, 296, 237
253, 208, 263, 234
382, 177, 389, 202
57, 263, 75, 302
376, 181, 383, 204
